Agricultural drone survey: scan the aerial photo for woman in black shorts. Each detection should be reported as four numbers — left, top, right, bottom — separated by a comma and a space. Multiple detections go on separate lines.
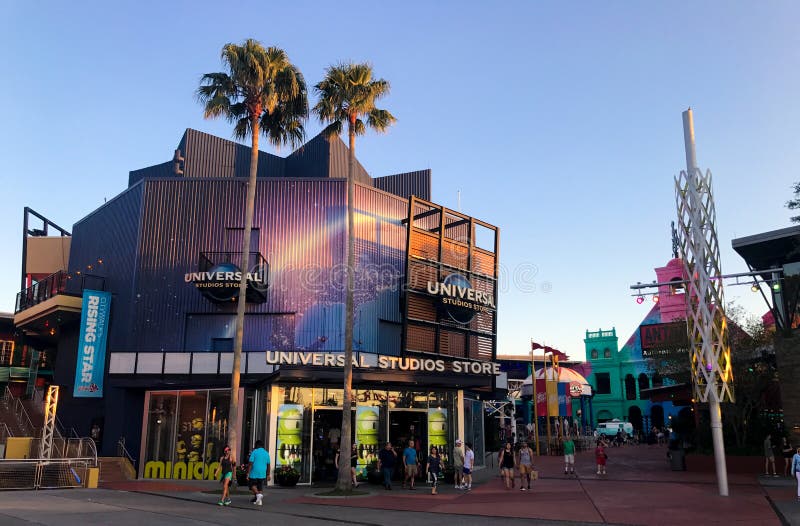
499, 442, 516, 490
783, 436, 794, 477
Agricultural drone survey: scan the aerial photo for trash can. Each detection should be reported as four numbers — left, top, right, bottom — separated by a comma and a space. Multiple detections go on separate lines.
668, 448, 686, 471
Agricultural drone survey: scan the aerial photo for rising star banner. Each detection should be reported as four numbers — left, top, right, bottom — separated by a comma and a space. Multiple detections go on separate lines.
73, 289, 111, 398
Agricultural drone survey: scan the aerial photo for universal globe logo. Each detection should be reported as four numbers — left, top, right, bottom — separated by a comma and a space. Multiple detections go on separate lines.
184, 262, 269, 302
426, 273, 495, 324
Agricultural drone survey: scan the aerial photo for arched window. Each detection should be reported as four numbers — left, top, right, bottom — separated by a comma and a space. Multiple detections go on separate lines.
638, 373, 650, 396
591, 349, 598, 359
625, 374, 636, 400
652, 372, 663, 387
603, 348, 611, 358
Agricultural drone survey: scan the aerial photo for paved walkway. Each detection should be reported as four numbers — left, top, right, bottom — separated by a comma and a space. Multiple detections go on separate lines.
92, 445, 798, 524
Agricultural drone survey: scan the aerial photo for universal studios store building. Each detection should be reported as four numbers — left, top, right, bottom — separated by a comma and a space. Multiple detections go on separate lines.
60, 129, 500, 484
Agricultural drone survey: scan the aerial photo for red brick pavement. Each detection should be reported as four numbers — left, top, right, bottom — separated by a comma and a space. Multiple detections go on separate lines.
287, 445, 781, 525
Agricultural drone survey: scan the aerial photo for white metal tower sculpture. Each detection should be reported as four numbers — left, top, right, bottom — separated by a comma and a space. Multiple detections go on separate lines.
675, 108, 733, 496
39, 385, 59, 460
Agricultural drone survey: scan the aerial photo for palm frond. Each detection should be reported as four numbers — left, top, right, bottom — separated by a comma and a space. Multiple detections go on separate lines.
198, 40, 308, 146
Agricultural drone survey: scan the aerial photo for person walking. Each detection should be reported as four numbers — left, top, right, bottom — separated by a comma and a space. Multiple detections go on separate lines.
791, 446, 800, 500
427, 446, 443, 495
463, 442, 475, 490
213, 445, 235, 506
377, 441, 397, 490
335, 442, 360, 488
499, 442, 515, 490
248, 440, 270, 506
764, 433, 778, 477
595, 439, 608, 476
453, 439, 465, 489
516, 441, 534, 491
403, 439, 418, 490
563, 435, 576, 476
782, 436, 793, 477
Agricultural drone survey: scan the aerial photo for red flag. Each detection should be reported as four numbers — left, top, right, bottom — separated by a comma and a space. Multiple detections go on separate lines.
531, 341, 544, 351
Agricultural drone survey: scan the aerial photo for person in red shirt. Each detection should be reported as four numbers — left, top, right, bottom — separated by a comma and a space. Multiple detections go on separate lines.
595, 439, 608, 476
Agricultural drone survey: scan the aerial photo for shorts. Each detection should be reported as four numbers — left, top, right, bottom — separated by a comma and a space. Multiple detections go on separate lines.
462, 467, 472, 475
249, 478, 265, 491
501, 467, 514, 475
519, 464, 533, 474
564, 454, 575, 464
405, 465, 418, 477
221, 471, 232, 482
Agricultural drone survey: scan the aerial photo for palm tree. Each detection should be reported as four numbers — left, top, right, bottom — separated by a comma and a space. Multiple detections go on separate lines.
197, 39, 307, 460
313, 63, 396, 491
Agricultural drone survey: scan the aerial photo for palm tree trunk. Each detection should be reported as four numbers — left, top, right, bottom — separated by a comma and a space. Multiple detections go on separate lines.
228, 115, 260, 462
336, 122, 357, 491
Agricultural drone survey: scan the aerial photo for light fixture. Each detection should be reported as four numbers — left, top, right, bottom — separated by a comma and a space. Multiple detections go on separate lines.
636, 296, 644, 304
652, 295, 659, 303
772, 282, 781, 292
751, 282, 759, 292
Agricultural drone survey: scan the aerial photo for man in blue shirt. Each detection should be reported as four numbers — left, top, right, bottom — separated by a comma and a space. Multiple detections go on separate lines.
402, 439, 418, 490
248, 440, 271, 506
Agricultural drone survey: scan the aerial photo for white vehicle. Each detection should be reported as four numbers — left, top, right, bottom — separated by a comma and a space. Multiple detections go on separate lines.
595, 420, 634, 437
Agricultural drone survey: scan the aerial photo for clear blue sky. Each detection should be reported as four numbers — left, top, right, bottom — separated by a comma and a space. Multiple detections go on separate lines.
1, 1, 798, 358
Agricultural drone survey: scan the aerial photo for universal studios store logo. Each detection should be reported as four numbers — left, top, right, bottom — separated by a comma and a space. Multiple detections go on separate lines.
427, 273, 495, 324
184, 262, 268, 302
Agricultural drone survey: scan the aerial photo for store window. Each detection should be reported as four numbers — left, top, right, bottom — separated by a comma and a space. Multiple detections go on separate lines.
144, 393, 177, 470
595, 373, 611, 394
142, 389, 231, 480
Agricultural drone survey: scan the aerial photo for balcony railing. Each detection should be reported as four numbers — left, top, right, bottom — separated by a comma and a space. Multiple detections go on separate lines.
15, 271, 71, 313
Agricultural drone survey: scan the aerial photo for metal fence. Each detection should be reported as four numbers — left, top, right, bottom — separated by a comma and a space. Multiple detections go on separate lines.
2, 386, 38, 437
25, 438, 98, 467
0, 459, 90, 490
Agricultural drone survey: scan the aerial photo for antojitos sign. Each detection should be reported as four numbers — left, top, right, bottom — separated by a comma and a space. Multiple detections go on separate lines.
184, 262, 268, 302
426, 273, 495, 324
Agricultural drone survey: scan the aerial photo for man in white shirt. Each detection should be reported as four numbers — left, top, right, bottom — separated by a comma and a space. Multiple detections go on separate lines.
463, 442, 475, 490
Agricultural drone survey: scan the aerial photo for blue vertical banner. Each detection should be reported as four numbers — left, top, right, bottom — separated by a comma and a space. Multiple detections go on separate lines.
73, 289, 112, 398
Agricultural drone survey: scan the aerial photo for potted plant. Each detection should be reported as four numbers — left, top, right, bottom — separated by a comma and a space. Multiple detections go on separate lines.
275, 465, 300, 487
235, 465, 249, 487
366, 461, 383, 485
443, 466, 456, 484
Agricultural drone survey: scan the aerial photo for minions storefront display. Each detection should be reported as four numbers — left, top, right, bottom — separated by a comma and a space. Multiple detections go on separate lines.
428, 409, 449, 464
276, 404, 304, 468
355, 406, 380, 477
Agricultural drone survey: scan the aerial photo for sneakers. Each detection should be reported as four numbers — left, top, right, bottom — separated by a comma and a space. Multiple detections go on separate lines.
255, 494, 263, 506
520, 487, 526, 491
218, 500, 224, 506
466, 484, 472, 491
223, 498, 231, 506
250, 496, 257, 503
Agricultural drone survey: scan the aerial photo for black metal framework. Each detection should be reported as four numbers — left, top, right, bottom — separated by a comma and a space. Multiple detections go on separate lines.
21, 207, 71, 291
400, 196, 500, 367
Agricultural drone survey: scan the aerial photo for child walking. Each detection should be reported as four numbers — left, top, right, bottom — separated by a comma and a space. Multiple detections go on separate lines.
595, 439, 608, 476
563, 435, 576, 476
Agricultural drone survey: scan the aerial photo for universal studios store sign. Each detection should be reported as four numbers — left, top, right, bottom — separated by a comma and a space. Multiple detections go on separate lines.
266, 351, 502, 376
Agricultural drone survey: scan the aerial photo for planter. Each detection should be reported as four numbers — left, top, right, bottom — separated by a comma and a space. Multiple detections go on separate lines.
443, 468, 455, 484
367, 469, 384, 485
276, 472, 300, 487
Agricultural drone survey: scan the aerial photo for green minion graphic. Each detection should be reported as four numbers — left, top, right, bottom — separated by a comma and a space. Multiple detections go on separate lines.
276, 405, 303, 466
428, 409, 448, 450
355, 407, 379, 475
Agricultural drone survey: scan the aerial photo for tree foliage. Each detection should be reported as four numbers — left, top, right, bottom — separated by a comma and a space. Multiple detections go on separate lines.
787, 181, 800, 224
